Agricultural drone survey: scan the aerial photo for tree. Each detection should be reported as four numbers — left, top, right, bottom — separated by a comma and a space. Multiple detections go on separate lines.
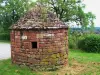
37, 0, 96, 28
0, 0, 35, 32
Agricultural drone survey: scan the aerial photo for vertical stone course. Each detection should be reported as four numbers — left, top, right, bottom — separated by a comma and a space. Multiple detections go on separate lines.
10, 28, 68, 71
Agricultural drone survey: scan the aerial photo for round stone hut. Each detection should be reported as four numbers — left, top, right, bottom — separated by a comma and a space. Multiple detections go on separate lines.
10, 6, 68, 71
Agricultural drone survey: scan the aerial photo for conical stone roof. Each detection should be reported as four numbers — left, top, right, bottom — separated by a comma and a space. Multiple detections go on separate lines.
10, 5, 68, 30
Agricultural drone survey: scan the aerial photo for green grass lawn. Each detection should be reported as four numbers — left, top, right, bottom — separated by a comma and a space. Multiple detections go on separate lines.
69, 49, 100, 63
0, 40, 10, 43
69, 49, 100, 75
0, 49, 100, 75
0, 59, 39, 75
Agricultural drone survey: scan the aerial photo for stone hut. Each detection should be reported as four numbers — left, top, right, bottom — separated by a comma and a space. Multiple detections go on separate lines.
10, 6, 68, 71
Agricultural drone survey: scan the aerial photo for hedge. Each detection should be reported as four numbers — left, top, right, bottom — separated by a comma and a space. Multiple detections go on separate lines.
78, 34, 100, 53
0, 33, 10, 41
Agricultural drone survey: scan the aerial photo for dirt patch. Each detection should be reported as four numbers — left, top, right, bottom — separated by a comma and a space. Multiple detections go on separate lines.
78, 62, 100, 75
56, 59, 87, 75
39, 59, 87, 75
37, 59, 100, 75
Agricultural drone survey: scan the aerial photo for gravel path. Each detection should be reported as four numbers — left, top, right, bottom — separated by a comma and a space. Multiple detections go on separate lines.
0, 43, 11, 60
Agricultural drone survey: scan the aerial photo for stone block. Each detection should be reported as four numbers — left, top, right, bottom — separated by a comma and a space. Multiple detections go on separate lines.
10, 29, 68, 71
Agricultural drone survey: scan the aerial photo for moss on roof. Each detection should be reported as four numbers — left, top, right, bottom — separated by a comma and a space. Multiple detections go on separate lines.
10, 5, 68, 30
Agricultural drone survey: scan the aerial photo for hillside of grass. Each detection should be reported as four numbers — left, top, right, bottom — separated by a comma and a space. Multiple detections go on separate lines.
0, 49, 100, 75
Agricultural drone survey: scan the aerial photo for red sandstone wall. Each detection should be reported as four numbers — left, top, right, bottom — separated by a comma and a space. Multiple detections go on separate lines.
10, 29, 68, 71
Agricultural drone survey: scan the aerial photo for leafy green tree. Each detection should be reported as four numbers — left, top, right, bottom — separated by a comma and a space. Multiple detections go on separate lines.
37, 0, 96, 28
0, 0, 35, 32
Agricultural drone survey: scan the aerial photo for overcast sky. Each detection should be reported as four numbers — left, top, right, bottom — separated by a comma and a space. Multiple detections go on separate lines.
33, 0, 100, 27
83, 0, 100, 27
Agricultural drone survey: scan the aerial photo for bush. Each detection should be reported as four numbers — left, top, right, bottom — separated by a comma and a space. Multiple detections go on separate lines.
68, 35, 78, 49
0, 33, 10, 41
78, 34, 100, 53
68, 30, 84, 49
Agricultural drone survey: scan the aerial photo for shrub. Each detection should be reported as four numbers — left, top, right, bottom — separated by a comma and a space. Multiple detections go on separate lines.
0, 33, 10, 41
68, 35, 78, 49
78, 34, 100, 53
68, 30, 84, 49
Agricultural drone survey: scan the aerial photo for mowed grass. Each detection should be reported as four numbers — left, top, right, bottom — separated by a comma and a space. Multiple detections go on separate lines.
0, 49, 100, 75
68, 49, 100, 75
69, 49, 100, 63
0, 59, 40, 75
0, 40, 10, 43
